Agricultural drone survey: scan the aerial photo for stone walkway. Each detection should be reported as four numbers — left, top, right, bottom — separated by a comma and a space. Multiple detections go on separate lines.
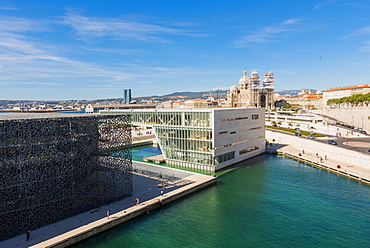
266, 130, 370, 183
275, 144, 370, 182
0, 161, 215, 248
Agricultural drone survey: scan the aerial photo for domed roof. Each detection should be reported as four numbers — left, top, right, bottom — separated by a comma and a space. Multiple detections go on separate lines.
230, 85, 238, 91
239, 70, 250, 86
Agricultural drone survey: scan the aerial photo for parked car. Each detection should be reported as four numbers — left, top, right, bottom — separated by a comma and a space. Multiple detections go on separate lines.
307, 135, 315, 139
327, 140, 338, 145
295, 133, 302, 136
360, 130, 367, 135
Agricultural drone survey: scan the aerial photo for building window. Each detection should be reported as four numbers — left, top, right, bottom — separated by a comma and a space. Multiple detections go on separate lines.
230, 131, 236, 134
243, 127, 262, 132
239, 146, 259, 155
221, 116, 248, 122
219, 131, 228, 134
214, 151, 235, 164
252, 114, 259, 120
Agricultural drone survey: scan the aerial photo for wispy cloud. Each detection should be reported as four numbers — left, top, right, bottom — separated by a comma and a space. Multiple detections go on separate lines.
0, 12, 208, 99
291, 49, 348, 55
0, 14, 137, 86
342, 26, 370, 53
60, 11, 205, 43
10, 81, 64, 86
0, 15, 42, 32
0, 7, 19, 10
314, 0, 340, 9
344, 26, 370, 39
358, 41, 370, 52
234, 19, 304, 47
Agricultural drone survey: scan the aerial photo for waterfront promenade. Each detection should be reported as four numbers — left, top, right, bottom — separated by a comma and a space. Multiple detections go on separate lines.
1, 162, 216, 248
266, 130, 370, 183
0, 133, 216, 248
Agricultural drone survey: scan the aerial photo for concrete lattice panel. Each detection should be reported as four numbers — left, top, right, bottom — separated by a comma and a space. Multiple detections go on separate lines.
0, 115, 132, 241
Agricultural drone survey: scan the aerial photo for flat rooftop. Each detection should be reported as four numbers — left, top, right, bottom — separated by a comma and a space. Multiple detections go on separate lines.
0, 113, 114, 120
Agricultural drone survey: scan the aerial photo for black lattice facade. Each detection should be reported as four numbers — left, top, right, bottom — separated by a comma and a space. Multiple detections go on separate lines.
0, 114, 132, 241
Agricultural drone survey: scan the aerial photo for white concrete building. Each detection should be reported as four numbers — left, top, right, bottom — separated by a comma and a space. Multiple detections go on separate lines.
278, 89, 323, 109
323, 84, 370, 108
99, 108, 265, 172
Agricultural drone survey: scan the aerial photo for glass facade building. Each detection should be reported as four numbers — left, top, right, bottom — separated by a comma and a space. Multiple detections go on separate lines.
100, 108, 265, 171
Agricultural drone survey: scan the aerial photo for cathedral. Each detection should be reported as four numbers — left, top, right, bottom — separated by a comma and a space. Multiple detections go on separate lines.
225, 70, 275, 109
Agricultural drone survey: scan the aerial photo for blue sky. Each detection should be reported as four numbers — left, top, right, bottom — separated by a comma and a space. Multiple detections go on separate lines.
1, 0, 370, 100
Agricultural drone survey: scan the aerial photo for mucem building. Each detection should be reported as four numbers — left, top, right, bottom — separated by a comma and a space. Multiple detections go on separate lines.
0, 113, 132, 241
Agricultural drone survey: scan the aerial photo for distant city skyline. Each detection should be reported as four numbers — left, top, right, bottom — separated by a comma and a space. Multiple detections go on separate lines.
1, 0, 370, 100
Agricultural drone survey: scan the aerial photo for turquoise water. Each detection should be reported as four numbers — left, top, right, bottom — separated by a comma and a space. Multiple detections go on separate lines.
112, 146, 162, 162
113, 146, 213, 175
73, 154, 370, 247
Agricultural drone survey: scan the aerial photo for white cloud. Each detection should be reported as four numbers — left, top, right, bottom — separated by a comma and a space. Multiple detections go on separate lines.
291, 49, 347, 55
0, 7, 19, 10
9, 81, 64, 86
234, 19, 304, 47
60, 11, 205, 42
344, 26, 370, 39
314, 0, 340, 10
0, 12, 208, 99
358, 40, 370, 52
0, 16, 42, 32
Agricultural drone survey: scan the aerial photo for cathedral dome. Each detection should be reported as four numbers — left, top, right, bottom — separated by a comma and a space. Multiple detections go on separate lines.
239, 70, 249, 85
238, 70, 250, 90
230, 85, 238, 92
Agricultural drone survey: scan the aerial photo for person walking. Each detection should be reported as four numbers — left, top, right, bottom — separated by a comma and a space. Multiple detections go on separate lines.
107, 210, 110, 219
26, 230, 31, 241
160, 190, 164, 197
136, 198, 140, 206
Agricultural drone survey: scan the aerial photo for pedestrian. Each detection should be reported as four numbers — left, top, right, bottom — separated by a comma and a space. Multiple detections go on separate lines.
136, 197, 140, 206
107, 210, 110, 219
302, 149, 304, 154
160, 190, 164, 197
325, 155, 327, 160
26, 230, 31, 241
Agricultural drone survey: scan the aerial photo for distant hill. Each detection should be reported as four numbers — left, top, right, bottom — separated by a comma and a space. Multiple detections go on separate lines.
134, 90, 228, 101
277, 89, 317, 95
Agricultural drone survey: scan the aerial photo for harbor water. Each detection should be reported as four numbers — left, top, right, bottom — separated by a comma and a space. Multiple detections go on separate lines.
73, 153, 370, 247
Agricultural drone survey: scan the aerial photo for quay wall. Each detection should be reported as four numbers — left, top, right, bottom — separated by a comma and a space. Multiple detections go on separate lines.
313, 108, 370, 132
279, 151, 370, 185
266, 130, 370, 168
31, 175, 217, 248
266, 130, 370, 183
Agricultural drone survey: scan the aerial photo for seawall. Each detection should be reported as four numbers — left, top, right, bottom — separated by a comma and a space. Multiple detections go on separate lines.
30, 174, 216, 248
266, 130, 370, 184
